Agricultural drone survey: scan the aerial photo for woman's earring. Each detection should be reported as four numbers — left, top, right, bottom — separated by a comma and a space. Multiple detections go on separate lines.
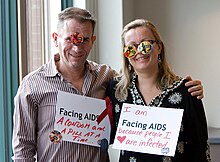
158, 54, 162, 63
128, 64, 132, 71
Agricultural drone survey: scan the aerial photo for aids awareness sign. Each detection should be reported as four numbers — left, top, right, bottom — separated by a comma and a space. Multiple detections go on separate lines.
113, 103, 184, 156
53, 91, 111, 147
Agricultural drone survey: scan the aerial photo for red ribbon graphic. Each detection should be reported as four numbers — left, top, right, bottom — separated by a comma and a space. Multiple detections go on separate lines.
96, 96, 113, 130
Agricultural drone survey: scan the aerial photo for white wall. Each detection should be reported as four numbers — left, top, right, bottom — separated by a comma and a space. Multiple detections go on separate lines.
96, 0, 123, 72
124, 0, 220, 128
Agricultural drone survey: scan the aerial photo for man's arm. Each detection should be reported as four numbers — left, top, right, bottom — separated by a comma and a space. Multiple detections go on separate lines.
185, 75, 204, 100
12, 82, 37, 162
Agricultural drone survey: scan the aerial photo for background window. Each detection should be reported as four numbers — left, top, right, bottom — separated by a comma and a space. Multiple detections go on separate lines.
19, 0, 61, 80
26, 0, 43, 72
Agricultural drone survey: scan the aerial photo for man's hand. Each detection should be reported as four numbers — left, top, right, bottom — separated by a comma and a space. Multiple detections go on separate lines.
185, 75, 204, 99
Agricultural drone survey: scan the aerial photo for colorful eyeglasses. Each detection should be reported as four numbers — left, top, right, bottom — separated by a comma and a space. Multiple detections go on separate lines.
70, 32, 84, 45
123, 40, 159, 58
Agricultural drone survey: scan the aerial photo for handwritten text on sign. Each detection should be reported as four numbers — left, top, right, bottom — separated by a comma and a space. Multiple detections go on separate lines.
112, 103, 183, 156
54, 91, 110, 147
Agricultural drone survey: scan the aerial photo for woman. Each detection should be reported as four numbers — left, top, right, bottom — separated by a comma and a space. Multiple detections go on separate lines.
107, 19, 211, 162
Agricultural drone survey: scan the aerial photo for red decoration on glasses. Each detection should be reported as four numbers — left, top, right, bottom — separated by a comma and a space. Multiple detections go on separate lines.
70, 32, 84, 45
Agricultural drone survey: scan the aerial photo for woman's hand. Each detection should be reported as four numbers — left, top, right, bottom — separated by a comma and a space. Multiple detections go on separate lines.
185, 75, 204, 99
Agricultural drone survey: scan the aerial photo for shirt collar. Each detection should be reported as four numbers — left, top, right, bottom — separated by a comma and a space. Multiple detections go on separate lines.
45, 54, 59, 77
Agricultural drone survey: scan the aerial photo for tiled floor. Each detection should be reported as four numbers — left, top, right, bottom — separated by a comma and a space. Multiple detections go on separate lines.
210, 145, 220, 162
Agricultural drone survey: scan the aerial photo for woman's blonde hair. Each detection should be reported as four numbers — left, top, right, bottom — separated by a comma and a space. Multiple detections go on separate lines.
115, 19, 179, 101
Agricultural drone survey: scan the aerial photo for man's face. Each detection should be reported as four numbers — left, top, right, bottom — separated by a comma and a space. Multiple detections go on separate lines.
55, 19, 96, 70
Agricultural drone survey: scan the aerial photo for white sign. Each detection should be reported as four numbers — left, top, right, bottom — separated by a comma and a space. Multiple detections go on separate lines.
112, 103, 183, 156
54, 91, 111, 147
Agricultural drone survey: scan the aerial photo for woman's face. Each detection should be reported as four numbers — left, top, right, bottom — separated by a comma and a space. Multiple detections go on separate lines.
124, 26, 161, 74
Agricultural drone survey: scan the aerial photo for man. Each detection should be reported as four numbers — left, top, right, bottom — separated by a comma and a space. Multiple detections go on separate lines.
12, 7, 203, 162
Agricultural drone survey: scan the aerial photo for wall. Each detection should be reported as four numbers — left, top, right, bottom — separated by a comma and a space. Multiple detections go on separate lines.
96, 0, 123, 72
123, 0, 220, 128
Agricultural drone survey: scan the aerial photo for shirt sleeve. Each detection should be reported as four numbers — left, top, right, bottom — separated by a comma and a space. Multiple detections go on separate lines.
12, 80, 37, 162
